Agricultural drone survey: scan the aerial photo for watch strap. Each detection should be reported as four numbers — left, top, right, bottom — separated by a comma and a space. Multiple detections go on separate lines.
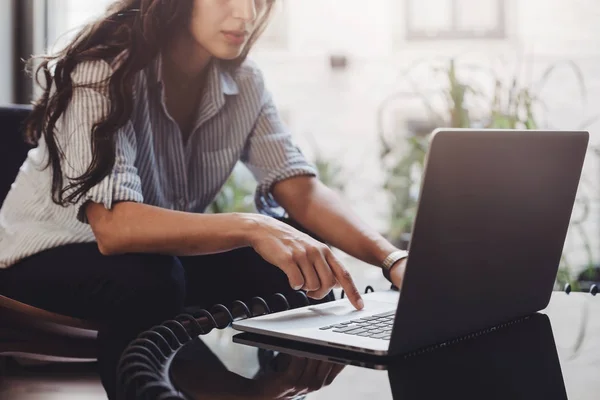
381, 250, 409, 282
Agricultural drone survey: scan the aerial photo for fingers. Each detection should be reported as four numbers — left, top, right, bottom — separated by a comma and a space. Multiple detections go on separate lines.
293, 358, 344, 393
273, 353, 292, 372
315, 360, 334, 389
306, 248, 336, 300
281, 257, 305, 290
293, 247, 321, 292
325, 363, 345, 386
325, 250, 364, 310
296, 358, 321, 392
286, 356, 307, 380
274, 235, 359, 309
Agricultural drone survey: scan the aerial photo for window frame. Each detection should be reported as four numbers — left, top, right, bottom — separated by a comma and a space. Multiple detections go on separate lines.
12, 0, 49, 104
405, 0, 507, 41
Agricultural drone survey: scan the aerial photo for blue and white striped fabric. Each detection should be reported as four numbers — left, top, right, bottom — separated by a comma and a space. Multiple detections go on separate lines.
0, 55, 317, 268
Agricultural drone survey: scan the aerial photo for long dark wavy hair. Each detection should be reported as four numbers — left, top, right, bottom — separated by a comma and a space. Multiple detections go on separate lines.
25, 0, 276, 206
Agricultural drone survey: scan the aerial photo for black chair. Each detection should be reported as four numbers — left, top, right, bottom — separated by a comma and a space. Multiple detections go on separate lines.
0, 105, 34, 202
0, 105, 101, 363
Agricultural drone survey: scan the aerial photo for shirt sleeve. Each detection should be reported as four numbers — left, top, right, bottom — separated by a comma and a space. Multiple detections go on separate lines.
241, 89, 318, 216
57, 61, 144, 224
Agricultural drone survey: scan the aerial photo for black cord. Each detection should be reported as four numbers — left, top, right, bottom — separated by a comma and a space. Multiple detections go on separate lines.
116, 287, 372, 399
341, 285, 376, 299
117, 289, 321, 399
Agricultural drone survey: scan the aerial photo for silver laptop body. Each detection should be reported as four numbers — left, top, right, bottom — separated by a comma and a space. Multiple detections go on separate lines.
233, 128, 589, 356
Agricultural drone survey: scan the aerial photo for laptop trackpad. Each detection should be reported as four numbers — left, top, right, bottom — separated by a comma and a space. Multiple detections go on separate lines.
306, 290, 399, 316
307, 303, 357, 316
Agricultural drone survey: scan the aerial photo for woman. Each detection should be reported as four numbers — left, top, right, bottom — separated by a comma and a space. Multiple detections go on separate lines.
0, 0, 407, 398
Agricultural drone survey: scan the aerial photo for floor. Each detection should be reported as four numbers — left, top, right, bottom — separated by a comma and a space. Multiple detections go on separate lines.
0, 327, 260, 400
1, 255, 387, 399
0, 359, 106, 400
0, 330, 256, 400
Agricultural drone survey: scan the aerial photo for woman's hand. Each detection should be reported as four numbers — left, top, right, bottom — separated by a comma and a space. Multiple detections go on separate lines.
245, 215, 364, 310
173, 353, 345, 400
389, 258, 407, 289
252, 354, 345, 399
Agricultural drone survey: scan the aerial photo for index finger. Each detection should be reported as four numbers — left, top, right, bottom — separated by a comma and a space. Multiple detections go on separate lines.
325, 363, 346, 386
324, 251, 364, 310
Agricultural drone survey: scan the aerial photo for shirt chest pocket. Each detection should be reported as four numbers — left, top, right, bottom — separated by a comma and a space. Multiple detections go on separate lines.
197, 147, 243, 193
184, 146, 241, 210
201, 147, 241, 171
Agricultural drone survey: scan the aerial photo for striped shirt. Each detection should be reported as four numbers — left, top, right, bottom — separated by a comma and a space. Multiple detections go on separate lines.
0, 55, 317, 268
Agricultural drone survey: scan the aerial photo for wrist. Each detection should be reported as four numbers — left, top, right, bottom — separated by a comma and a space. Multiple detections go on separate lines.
389, 258, 407, 288
234, 212, 265, 247
370, 240, 401, 266
381, 249, 409, 283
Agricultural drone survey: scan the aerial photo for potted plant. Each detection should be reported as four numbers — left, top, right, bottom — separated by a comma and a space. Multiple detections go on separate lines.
378, 56, 599, 286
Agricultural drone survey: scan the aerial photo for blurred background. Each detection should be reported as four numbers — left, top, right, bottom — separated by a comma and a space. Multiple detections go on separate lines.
1, 0, 600, 290
2, 1, 600, 398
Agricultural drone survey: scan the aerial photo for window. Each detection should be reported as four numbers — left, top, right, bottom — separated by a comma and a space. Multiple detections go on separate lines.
46, 0, 113, 53
405, 0, 506, 40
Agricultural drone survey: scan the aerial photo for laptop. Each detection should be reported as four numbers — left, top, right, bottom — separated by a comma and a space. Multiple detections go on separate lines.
232, 128, 589, 357
234, 313, 568, 399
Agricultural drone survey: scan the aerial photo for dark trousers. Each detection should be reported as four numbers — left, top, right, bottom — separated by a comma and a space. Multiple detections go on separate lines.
0, 220, 331, 399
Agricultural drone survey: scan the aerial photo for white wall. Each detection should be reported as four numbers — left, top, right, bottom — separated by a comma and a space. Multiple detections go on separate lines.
0, 0, 14, 105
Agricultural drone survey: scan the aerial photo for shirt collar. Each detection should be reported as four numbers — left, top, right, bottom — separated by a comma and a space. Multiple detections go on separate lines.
149, 52, 240, 99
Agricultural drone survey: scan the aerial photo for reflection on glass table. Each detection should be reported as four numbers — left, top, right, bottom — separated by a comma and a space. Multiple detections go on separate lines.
165, 292, 598, 400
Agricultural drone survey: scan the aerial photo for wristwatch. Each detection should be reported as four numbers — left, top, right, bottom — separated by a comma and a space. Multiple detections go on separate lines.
381, 250, 409, 283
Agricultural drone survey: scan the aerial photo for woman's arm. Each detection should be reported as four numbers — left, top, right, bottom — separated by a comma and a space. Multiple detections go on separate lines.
86, 201, 253, 256
272, 176, 398, 265
272, 176, 408, 287
87, 201, 364, 309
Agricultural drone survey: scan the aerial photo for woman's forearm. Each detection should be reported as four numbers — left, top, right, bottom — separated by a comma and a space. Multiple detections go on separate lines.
86, 201, 256, 256
273, 177, 400, 267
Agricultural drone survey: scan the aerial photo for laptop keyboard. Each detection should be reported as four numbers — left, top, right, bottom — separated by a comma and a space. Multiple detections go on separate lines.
319, 311, 395, 340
